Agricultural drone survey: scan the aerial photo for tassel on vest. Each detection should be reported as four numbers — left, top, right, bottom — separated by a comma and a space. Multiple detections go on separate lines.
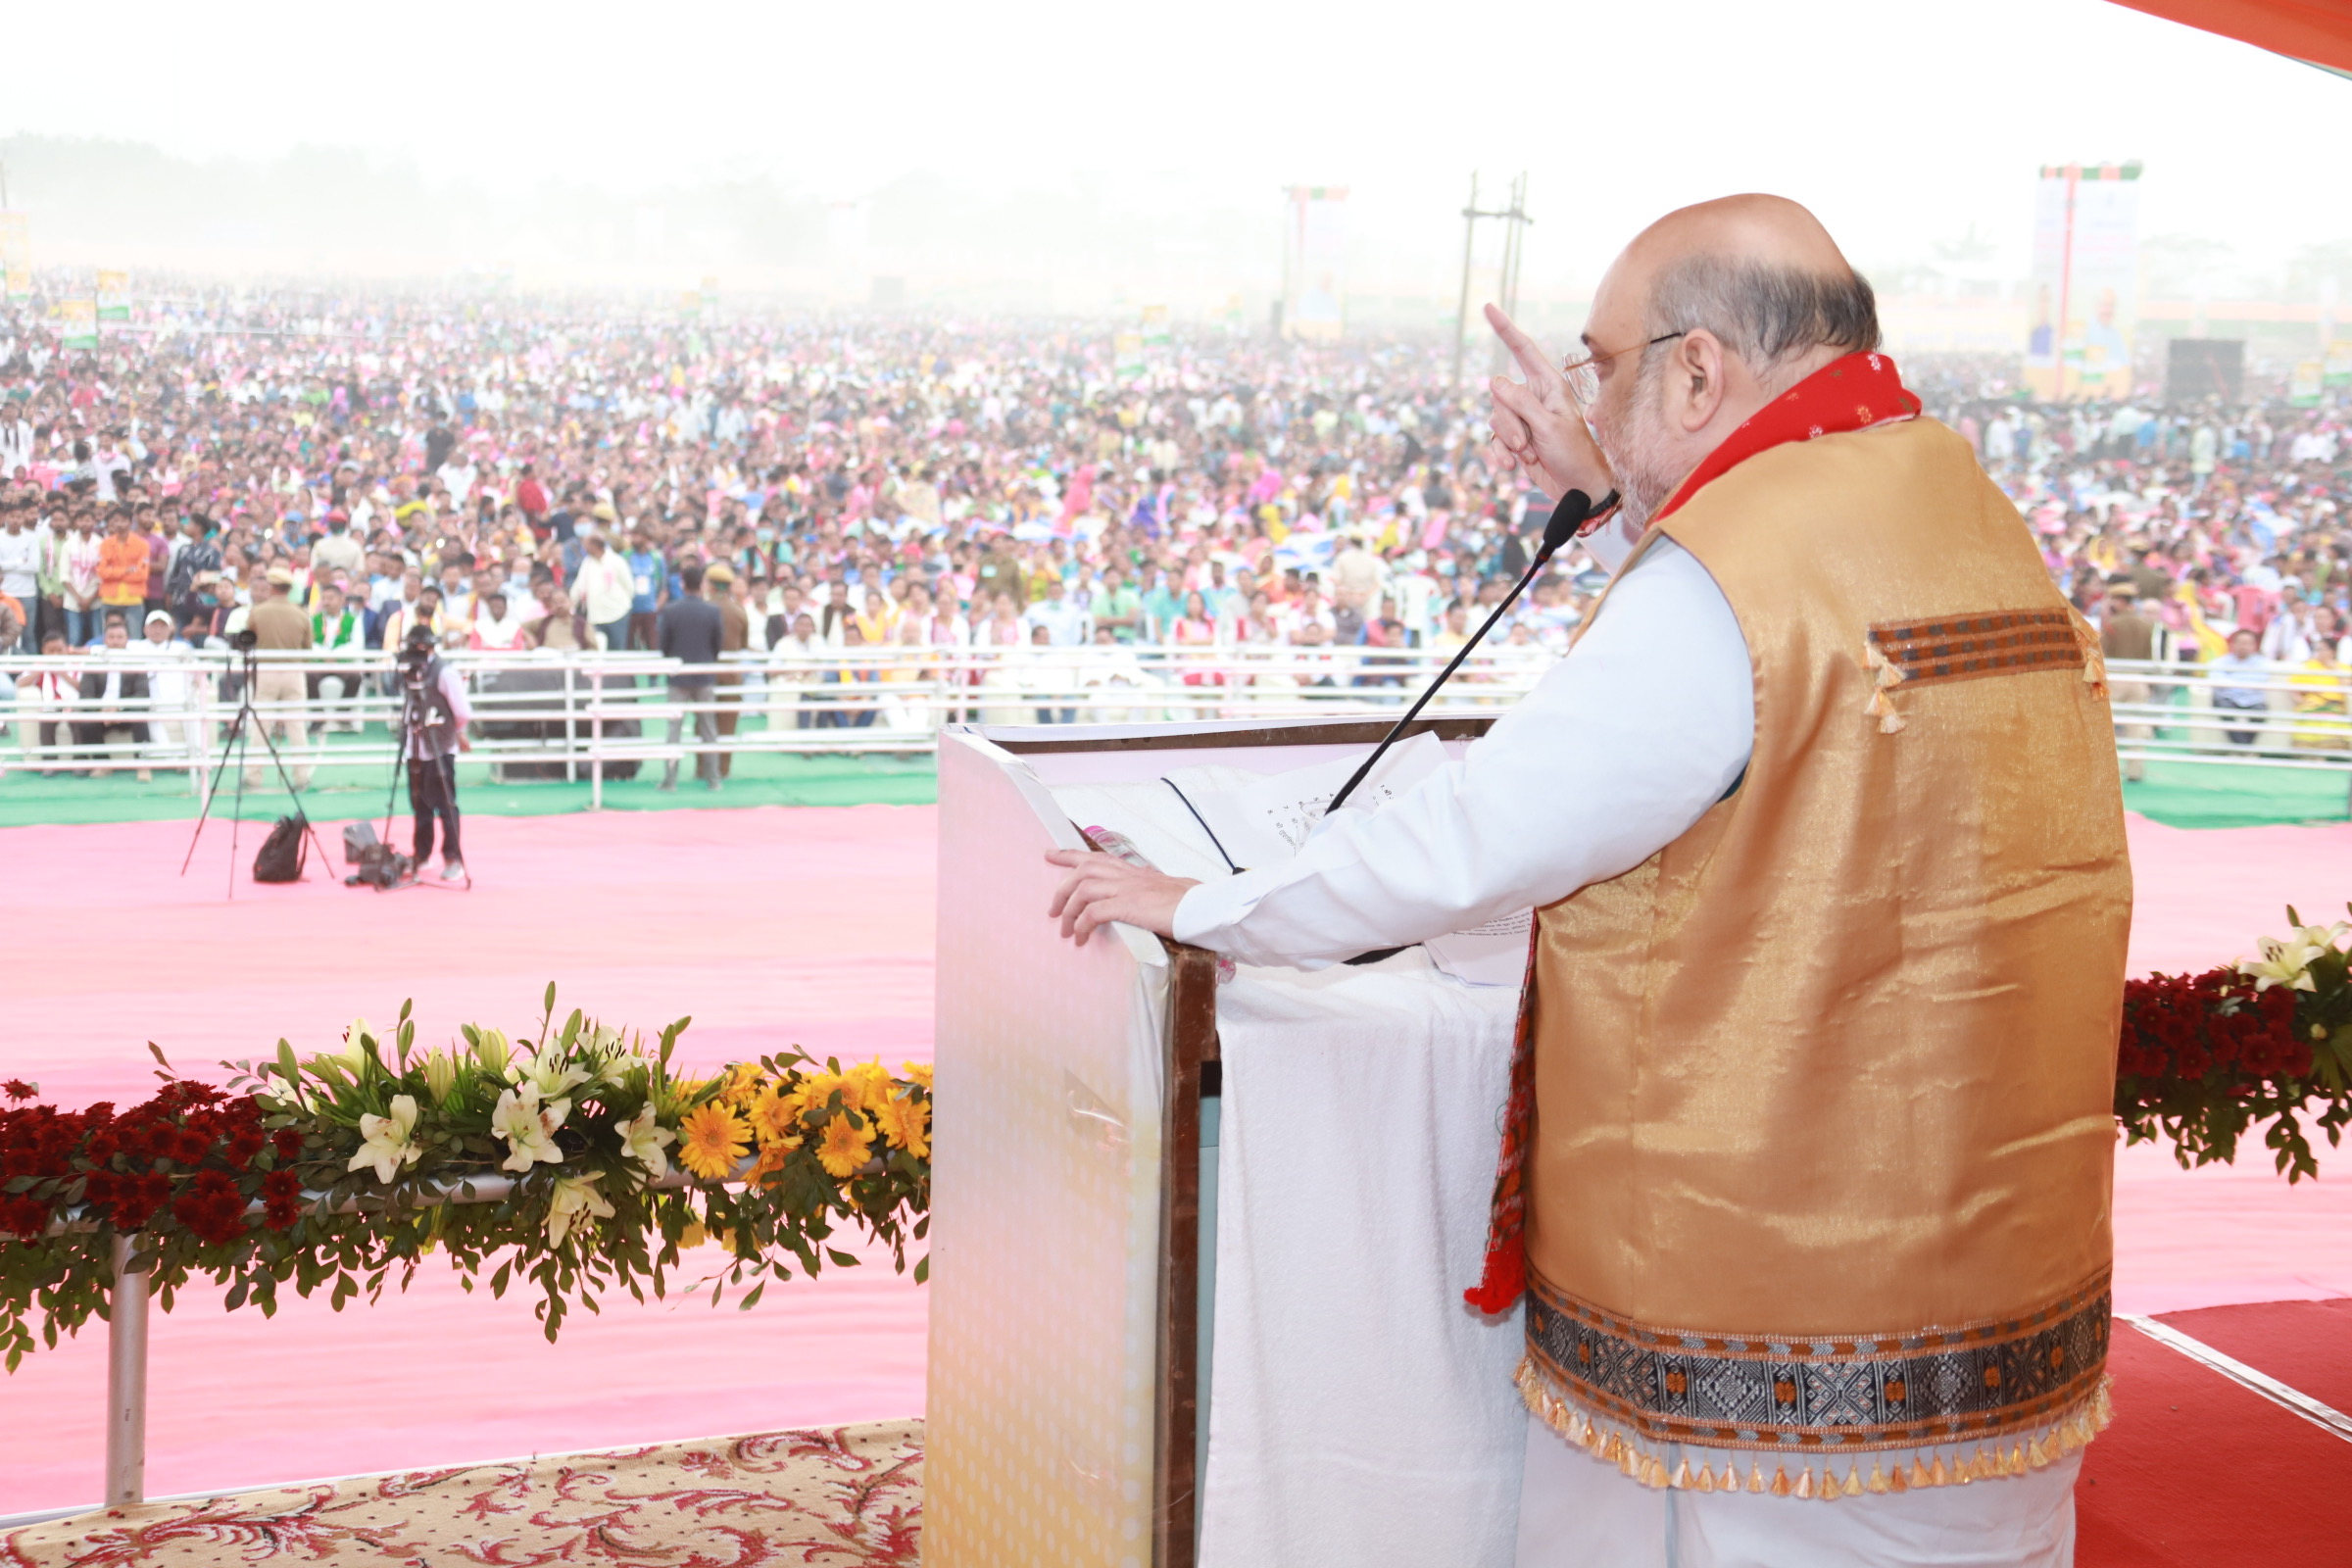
2068, 608, 2110, 701
1862, 640, 1908, 734
1514, 1356, 2110, 1500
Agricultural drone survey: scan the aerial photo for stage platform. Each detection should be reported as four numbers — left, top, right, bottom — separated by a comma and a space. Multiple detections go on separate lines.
2, 806, 2348, 1544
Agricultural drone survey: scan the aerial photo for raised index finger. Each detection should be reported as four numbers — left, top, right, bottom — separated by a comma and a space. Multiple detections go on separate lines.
1484, 304, 1562, 396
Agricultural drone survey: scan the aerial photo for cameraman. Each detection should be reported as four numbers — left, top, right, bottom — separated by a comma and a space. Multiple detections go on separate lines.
396, 625, 472, 881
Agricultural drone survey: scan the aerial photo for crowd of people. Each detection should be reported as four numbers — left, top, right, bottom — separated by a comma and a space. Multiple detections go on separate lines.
0, 282, 2346, 784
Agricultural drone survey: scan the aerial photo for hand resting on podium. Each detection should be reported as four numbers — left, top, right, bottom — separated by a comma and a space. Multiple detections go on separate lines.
1046, 848, 1199, 946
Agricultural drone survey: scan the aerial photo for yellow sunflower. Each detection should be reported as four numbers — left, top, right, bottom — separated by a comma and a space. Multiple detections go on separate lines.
719, 1062, 765, 1109
845, 1060, 896, 1114
677, 1102, 750, 1181
873, 1093, 931, 1160
900, 1060, 933, 1092
791, 1071, 848, 1121
747, 1085, 802, 1148
817, 1110, 876, 1179
750, 1139, 797, 1184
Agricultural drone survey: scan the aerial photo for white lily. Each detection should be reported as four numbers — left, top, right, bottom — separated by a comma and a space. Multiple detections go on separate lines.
513, 1053, 595, 1102
421, 1049, 459, 1104
544, 1171, 615, 1247
490, 1083, 570, 1171
616, 1103, 676, 1182
348, 1094, 423, 1184
2242, 923, 2349, 993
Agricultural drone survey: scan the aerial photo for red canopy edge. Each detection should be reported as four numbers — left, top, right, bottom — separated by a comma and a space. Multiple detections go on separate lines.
2103, 0, 2352, 74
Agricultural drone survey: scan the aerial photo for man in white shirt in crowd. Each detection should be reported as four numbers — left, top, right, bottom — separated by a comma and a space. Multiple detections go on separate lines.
0, 500, 40, 653
570, 525, 636, 653
467, 589, 528, 651
138, 609, 204, 763
1023, 575, 1092, 648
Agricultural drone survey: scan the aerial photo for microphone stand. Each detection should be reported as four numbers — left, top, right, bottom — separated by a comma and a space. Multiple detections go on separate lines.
1327, 487, 1603, 812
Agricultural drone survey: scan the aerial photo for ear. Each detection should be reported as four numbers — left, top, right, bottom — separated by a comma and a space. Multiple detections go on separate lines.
1669, 330, 1731, 433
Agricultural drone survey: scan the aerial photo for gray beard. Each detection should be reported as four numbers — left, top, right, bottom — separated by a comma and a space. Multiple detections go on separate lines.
1596, 398, 1684, 533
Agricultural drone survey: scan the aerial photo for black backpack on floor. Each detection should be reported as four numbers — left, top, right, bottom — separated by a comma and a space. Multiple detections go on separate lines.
253, 814, 309, 883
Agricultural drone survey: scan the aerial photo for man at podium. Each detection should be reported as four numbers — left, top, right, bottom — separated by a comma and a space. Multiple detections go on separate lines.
1049, 194, 2129, 1568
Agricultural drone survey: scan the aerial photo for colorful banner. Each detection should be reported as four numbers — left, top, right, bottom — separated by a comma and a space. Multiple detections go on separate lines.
1284, 185, 1348, 341
2324, 338, 2352, 390
0, 213, 28, 299
1140, 304, 1170, 349
96, 269, 130, 321
51, 298, 97, 351
2026, 162, 2141, 401
1112, 331, 1145, 382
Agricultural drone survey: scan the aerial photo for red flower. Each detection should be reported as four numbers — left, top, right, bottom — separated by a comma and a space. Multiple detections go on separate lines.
1, 1080, 35, 1101
0, 1193, 49, 1239
270, 1128, 304, 1161
171, 1169, 247, 1246
89, 1170, 173, 1231
260, 1168, 305, 1231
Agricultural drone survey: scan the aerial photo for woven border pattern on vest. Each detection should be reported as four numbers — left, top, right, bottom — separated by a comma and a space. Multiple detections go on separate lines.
1523, 1270, 2111, 1451
1866, 609, 2084, 689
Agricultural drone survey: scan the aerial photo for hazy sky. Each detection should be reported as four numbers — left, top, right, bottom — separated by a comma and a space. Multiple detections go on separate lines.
8, 0, 2344, 292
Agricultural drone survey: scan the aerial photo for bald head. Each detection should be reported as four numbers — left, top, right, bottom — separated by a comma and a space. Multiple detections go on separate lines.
1567, 194, 1880, 528
1626, 194, 1852, 282
1589, 193, 1877, 391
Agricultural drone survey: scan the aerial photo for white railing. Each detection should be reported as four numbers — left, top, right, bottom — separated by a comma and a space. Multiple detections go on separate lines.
0, 649, 2344, 807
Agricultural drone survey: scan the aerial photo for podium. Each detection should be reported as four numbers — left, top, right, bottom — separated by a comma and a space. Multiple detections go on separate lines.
926, 717, 1526, 1568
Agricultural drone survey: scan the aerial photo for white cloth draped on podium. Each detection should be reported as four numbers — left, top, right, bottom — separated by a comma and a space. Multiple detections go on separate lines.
925, 721, 1531, 1568
1202, 956, 1524, 1568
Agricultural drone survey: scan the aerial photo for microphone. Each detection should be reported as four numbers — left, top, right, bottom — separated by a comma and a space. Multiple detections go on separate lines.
1326, 487, 1606, 813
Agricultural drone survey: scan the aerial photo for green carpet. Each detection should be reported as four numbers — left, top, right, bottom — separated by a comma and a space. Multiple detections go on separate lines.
0, 720, 937, 828
2120, 758, 2350, 830
2, 722, 2342, 831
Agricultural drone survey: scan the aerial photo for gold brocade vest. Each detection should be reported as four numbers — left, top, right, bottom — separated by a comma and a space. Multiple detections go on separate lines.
1517, 417, 2132, 1487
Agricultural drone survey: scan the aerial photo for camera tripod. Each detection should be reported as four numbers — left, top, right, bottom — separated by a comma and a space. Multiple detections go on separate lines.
179, 642, 333, 899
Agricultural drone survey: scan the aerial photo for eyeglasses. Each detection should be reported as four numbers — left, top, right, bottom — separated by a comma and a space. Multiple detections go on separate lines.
1560, 331, 1687, 406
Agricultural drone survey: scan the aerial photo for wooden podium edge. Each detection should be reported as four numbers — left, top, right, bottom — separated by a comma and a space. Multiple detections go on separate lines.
1153, 937, 1222, 1568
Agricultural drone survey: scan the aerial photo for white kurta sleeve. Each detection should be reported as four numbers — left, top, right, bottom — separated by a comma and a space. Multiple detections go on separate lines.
1169, 538, 1754, 968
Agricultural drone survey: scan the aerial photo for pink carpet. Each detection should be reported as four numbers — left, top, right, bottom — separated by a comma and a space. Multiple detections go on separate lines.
0, 807, 937, 1517
1, 808, 2347, 1515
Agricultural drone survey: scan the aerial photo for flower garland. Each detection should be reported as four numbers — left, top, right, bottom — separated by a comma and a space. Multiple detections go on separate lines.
0, 986, 930, 1371
2117, 906, 2352, 1181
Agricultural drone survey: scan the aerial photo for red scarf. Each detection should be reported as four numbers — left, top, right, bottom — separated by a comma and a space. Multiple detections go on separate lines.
1464, 348, 1921, 1318
1650, 349, 1921, 525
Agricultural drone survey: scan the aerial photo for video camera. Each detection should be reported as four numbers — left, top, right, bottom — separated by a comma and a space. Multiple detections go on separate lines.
396, 626, 437, 688
341, 820, 414, 890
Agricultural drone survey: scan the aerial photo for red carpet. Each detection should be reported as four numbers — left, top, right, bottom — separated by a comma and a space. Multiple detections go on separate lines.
2079, 1310, 2352, 1567
2, 808, 2348, 1520
2158, 1297, 2352, 1412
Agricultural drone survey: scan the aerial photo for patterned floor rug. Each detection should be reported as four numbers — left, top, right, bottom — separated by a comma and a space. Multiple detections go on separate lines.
1, 1420, 921, 1567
